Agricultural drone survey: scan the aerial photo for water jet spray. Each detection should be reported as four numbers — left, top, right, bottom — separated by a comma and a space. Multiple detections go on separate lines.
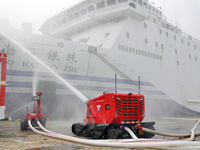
0, 31, 88, 103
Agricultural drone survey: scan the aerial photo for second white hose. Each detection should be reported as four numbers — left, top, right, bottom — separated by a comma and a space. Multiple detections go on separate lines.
28, 119, 200, 148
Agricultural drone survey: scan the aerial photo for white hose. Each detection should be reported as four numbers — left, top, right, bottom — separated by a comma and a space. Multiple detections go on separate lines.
187, 120, 200, 141
28, 120, 200, 148
136, 120, 200, 140
120, 125, 138, 140
37, 120, 166, 143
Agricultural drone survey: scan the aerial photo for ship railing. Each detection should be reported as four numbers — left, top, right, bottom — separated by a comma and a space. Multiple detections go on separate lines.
163, 16, 181, 29
182, 32, 200, 44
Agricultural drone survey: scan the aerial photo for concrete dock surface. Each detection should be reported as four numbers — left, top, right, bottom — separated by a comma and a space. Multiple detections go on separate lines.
1, 117, 200, 150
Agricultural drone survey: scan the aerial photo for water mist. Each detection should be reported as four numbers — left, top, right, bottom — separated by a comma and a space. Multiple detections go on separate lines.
0, 31, 88, 103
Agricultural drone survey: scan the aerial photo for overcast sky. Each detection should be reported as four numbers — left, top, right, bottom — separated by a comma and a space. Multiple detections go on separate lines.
0, 0, 200, 39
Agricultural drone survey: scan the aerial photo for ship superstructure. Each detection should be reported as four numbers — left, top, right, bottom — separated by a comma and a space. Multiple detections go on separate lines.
0, 0, 200, 119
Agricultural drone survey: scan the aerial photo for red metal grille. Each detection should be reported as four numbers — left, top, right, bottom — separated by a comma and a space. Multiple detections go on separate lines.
116, 95, 144, 124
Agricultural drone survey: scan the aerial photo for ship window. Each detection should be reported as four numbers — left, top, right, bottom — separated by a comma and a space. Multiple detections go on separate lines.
145, 38, 148, 44
118, 0, 128, 3
129, 47, 131, 52
105, 33, 109, 37
132, 48, 134, 53
118, 44, 121, 50
129, 3, 135, 8
62, 18, 67, 24
58, 42, 64, 48
181, 39, 183, 43
68, 15, 74, 21
189, 54, 191, 59
96, 1, 105, 9
122, 45, 124, 51
136, 49, 138, 54
126, 32, 130, 38
166, 32, 168, 37
139, 50, 141, 55
155, 42, 158, 47
149, 6, 151, 10
175, 49, 177, 54
144, 23, 147, 28
74, 12, 80, 18
195, 57, 197, 61
159, 29, 162, 34
143, 2, 147, 8
138, 0, 142, 5
57, 21, 62, 26
174, 36, 176, 41
51, 23, 56, 28
87, 5, 95, 12
160, 56, 162, 60
188, 42, 190, 46
161, 44, 164, 49
177, 61, 179, 65
107, 0, 116, 6
194, 45, 196, 49
126, 46, 128, 52
80, 9, 87, 15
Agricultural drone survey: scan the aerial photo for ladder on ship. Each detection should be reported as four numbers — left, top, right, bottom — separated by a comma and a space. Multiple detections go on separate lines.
88, 46, 137, 85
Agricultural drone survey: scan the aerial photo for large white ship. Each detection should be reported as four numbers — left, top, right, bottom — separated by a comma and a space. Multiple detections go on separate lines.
0, 0, 200, 119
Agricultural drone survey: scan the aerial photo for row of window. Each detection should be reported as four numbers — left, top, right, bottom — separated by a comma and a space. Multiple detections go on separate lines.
51, 0, 129, 29
177, 56, 198, 65
159, 28, 199, 49
144, 23, 200, 50
177, 59, 198, 66
118, 44, 162, 60
52, 0, 126, 29
189, 54, 198, 61
50, 0, 161, 30
148, 3, 162, 17
175, 49, 198, 62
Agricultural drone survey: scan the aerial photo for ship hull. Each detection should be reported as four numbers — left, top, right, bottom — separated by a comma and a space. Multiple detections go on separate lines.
1, 0, 200, 119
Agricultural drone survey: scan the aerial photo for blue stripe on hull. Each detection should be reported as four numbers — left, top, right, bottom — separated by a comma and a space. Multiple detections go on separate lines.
6, 70, 153, 86
6, 80, 165, 96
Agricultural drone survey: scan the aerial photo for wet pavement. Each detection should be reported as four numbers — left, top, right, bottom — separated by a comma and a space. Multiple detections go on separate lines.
1, 117, 200, 150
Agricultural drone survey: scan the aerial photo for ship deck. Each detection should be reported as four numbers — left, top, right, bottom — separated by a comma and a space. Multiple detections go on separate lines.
1, 117, 200, 150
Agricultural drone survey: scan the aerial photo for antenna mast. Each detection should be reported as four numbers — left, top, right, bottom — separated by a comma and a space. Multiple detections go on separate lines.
163, 0, 166, 20
138, 76, 140, 94
115, 74, 117, 93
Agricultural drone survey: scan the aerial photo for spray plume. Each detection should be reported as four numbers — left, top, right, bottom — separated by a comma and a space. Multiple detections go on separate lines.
0, 31, 88, 103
